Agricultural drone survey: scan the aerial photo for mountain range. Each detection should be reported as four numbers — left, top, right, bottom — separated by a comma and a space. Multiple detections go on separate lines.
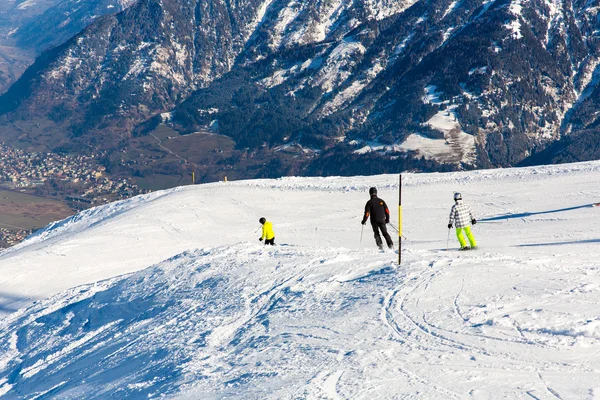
0, 0, 599, 185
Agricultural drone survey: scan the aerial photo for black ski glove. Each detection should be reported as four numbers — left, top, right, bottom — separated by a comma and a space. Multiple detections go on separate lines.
385, 219, 390, 224
259, 237, 263, 241
471, 219, 476, 225
361, 219, 367, 225
448, 223, 452, 229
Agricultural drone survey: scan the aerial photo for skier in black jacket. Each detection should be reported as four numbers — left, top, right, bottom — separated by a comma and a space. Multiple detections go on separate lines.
361, 187, 394, 250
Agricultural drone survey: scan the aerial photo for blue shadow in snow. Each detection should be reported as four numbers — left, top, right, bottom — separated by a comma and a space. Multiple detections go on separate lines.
517, 239, 600, 247
0, 292, 31, 314
480, 204, 596, 222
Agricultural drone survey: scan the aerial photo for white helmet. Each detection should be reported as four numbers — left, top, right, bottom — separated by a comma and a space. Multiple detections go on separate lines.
453, 192, 462, 201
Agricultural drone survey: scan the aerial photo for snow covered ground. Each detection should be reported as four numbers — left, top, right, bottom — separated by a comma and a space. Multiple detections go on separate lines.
401, 85, 476, 164
2, 162, 600, 398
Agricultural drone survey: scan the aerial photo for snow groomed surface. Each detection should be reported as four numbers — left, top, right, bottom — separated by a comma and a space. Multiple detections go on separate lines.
1, 162, 600, 398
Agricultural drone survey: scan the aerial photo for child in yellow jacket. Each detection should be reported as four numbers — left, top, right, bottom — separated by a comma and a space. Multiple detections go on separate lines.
259, 217, 275, 245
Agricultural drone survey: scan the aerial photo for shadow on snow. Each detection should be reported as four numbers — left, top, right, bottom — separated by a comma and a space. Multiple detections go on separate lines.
0, 292, 34, 314
481, 204, 597, 222
516, 239, 600, 247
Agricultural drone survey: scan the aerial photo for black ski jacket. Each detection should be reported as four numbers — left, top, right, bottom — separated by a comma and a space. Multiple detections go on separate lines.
362, 196, 390, 224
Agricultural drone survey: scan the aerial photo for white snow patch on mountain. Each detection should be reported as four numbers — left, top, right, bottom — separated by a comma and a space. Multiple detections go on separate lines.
320, 62, 385, 116
16, 0, 38, 9
420, 106, 476, 164
150, 47, 186, 85
474, 0, 494, 20
321, 80, 368, 115
395, 32, 414, 54
544, 0, 562, 19
312, 39, 366, 93
116, 0, 136, 8
255, 0, 276, 25
261, 69, 290, 88
422, 85, 448, 105
123, 58, 145, 80
311, 0, 347, 42
270, 1, 303, 49
399, 121, 476, 164
58, 17, 71, 28
137, 41, 152, 51
442, 0, 459, 19
469, 66, 487, 75
575, 57, 600, 102
354, 141, 402, 154
261, 59, 318, 88
509, 0, 523, 15
442, 26, 456, 42
172, 41, 188, 67
47, 51, 82, 80
505, 0, 524, 39
399, 133, 463, 162
365, 0, 419, 20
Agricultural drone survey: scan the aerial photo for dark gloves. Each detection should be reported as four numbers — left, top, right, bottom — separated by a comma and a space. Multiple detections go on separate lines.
471, 219, 476, 225
385, 219, 390, 224
448, 223, 452, 229
361, 219, 367, 225
259, 237, 263, 241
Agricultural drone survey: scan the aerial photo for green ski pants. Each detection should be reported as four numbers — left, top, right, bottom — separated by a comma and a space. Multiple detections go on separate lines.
456, 226, 477, 248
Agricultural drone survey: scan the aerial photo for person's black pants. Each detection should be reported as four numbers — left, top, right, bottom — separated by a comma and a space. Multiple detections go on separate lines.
371, 222, 393, 249
265, 238, 275, 245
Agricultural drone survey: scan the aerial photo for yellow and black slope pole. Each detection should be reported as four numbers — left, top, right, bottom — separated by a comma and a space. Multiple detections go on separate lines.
398, 174, 402, 265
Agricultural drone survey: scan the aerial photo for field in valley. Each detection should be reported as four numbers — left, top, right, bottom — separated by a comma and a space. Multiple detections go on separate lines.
0, 189, 73, 231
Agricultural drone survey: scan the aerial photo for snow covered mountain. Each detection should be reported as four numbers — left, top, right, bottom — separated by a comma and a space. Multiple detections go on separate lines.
1, 162, 600, 397
0, 0, 599, 179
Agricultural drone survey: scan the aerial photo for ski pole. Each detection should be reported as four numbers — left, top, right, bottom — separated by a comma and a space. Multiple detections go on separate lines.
446, 228, 451, 250
389, 223, 409, 240
360, 224, 364, 249
255, 225, 261, 233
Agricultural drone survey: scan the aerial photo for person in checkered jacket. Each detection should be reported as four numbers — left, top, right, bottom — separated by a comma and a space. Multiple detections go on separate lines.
448, 192, 477, 250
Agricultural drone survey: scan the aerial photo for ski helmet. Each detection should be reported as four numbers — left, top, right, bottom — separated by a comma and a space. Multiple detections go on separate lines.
453, 192, 462, 201
259, 217, 266, 224
369, 187, 377, 196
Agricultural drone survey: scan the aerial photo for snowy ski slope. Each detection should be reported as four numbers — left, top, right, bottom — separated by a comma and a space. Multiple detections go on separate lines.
1, 162, 600, 398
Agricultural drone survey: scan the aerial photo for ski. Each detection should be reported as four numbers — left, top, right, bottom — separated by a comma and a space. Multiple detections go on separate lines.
437, 247, 478, 252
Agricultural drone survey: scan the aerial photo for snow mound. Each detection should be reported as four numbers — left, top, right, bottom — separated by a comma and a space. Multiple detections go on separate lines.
0, 244, 401, 398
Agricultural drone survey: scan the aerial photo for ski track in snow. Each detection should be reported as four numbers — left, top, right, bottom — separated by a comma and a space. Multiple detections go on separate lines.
1, 162, 600, 397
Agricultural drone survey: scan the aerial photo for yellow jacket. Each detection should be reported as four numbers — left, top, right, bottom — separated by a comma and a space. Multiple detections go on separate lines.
261, 221, 275, 240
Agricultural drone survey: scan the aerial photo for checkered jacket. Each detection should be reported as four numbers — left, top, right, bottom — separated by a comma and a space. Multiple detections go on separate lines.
449, 200, 475, 228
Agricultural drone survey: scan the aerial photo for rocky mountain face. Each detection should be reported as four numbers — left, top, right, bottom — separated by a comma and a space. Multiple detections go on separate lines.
0, 0, 60, 40
0, 0, 599, 182
12, 0, 138, 53
0, 0, 59, 93
0, 0, 268, 149
0, 0, 135, 94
